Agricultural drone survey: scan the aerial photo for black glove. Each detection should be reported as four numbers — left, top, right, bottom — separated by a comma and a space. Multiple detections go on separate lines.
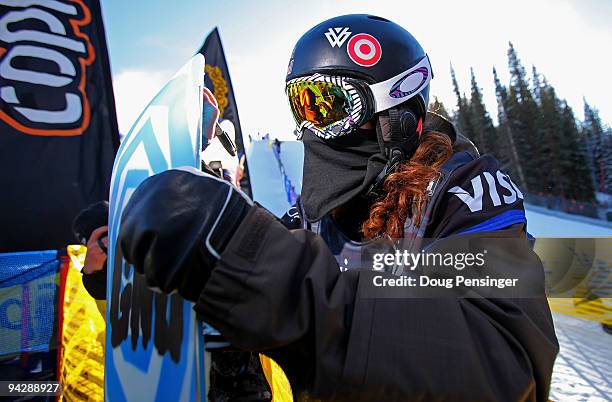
119, 168, 253, 301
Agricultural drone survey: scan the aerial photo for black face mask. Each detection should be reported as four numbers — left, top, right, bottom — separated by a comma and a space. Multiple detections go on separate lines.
301, 128, 387, 222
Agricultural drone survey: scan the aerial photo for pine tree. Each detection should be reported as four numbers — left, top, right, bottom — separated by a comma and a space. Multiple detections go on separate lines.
536, 80, 561, 195
531, 66, 542, 105
558, 101, 595, 200
493, 67, 525, 187
468, 68, 498, 156
450, 64, 475, 143
604, 129, 612, 194
535, 79, 594, 199
428, 96, 451, 120
505, 43, 543, 192
583, 101, 610, 194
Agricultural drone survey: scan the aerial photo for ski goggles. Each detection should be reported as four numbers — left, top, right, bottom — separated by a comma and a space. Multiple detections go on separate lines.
286, 55, 432, 139
286, 75, 366, 139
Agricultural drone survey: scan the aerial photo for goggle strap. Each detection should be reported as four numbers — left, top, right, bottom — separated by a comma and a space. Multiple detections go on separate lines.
369, 55, 432, 113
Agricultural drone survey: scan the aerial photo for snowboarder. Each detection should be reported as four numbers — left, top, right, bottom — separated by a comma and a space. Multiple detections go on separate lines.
119, 14, 558, 401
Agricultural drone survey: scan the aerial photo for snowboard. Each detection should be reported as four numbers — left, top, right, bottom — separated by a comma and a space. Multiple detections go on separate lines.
105, 54, 207, 401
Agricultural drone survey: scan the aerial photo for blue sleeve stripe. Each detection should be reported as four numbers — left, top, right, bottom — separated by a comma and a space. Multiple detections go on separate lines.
458, 209, 526, 234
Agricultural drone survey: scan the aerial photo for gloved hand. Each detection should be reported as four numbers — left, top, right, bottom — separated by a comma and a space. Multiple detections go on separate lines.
119, 167, 253, 301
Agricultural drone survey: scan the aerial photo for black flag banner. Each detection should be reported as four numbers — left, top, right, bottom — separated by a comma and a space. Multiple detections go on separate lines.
0, 0, 120, 252
198, 27, 251, 193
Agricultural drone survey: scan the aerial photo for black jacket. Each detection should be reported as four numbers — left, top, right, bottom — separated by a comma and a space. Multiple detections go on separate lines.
82, 266, 107, 300
194, 148, 559, 401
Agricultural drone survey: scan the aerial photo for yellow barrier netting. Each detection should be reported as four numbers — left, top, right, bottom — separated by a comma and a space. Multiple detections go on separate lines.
548, 298, 611, 324
260, 355, 293, 402
59, 245, 105, 402
534, 237, 611, 325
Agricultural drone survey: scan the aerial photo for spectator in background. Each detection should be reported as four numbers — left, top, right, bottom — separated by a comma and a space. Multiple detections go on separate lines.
72, 201, 109, 302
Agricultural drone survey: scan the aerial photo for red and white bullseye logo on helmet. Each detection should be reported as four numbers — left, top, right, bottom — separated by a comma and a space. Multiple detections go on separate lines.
347, 33, 382, 67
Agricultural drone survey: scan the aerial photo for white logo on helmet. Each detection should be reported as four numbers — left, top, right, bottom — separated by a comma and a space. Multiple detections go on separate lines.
389, 67, 429, 99
325, 27, 352, 48
347, 33, 382, 67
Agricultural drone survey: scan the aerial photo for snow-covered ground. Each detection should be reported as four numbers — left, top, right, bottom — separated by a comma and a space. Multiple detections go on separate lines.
248, 140, 303, 217
549, 313, 611, 402
248, 140, 612, 401
525, 205, 612, 238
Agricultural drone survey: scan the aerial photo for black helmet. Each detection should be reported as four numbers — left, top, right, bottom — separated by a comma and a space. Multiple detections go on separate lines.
285, 14, 432, 140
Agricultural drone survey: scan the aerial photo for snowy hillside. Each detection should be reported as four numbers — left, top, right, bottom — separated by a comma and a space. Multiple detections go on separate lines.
525, 204, 612, 237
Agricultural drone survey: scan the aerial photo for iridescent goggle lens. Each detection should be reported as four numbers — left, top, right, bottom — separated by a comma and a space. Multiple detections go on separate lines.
286, 79, 355, 136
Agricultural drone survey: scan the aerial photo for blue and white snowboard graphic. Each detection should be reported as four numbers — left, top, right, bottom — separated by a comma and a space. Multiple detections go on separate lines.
106, 54, 206, 401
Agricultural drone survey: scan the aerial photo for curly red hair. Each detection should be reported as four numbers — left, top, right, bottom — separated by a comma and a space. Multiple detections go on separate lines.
361, 131, 453, 239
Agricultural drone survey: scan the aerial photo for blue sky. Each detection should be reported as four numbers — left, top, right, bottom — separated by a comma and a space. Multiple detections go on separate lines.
101, 0, 612, 139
